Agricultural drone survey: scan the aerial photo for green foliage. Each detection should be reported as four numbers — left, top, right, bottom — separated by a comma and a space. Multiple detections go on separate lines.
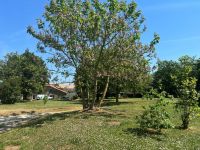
152, 60, 180, 96
153, 55, 200, 129
0, 53, 21, 104
0, 50, 49, 103
153, 55, 200, 98
144, 88, 160, 100
20, 50, 49, 99
43, 96, 48, 105
143, 88, 172, 100
0, 78, 21, 104
196, 107, 200, 117
172, 56, 199, 129
175, 77, 199, 129
192, 59, 200, 92
137, 91, 173, 131
28, 0, 159, 109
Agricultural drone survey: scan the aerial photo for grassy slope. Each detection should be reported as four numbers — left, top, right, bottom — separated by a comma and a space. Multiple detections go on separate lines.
0, 99, 200, 150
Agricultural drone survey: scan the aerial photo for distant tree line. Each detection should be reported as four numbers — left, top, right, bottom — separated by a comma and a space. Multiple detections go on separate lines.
0, 50, 49, 104
152, 55, 200, 106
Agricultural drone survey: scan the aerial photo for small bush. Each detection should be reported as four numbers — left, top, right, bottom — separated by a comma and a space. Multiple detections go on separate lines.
143, 88, 167, 100
137, 91, 173, 132
43, 96, 48, 105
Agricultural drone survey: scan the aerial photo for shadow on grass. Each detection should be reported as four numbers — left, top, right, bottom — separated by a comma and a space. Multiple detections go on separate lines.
54, 99, 83, 104
54, 99, 135, 107
101, 100, 134, 107
19, 109, 126, 129
124, 128, 166, 141
21, 111, 80, 128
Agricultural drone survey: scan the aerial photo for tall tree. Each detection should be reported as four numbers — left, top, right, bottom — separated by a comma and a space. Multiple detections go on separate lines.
20, 50, 49, 100
0, 51, 49, 103
28, 0, 159, 109
153, 56, 196, 97
0, 53, 21, 104
152, 60, 180, 96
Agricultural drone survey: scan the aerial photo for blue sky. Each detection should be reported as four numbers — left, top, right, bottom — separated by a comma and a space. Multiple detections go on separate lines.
0, 0, 200, 68
136, 0, 200, 60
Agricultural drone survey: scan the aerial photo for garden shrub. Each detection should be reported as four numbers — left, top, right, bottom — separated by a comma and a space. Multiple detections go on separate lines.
137, 90, 174, 132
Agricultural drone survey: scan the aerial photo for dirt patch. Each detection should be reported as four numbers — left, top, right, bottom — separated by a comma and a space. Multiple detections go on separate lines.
58, 145, 73, 150
0, 106, 81, 116
4, 145, 20, 150
107, 121, 121, 126
187, 126, 200, 132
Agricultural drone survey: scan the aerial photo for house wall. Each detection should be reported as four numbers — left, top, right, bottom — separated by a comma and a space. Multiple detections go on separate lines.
44, 86, 67, 99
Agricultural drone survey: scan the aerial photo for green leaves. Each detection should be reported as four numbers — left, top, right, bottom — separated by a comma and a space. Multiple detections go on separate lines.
28, 0, 159, 109
0, 77, 21, 104
173, 58, 199, 129
127, 2, 137, 16
0, 50, 49, 102
137, 97, 174, 132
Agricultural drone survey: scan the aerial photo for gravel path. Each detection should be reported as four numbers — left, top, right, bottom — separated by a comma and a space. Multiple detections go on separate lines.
0, 112, 63, 133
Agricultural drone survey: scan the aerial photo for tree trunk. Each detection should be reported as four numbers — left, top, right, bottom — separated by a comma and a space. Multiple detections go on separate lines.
98, 76, 110, 107
182, 102, 190, 129
115, 84, 120, 104
90, 77, 98, 110
85, 82, 90, 109
182, 113, 189, 129
198, 97, 200, 107
23, 93, 29, 101
80, 87, 87, 110
116, 93, 119, 103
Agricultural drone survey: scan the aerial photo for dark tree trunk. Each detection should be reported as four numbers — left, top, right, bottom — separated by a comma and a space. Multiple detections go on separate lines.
182, 113, 189, 129
86, 83, 89, 108
116, 93, 119, 103
23, 93, 30, 101
115, 84, 120, 104
90, 77, 98, 110
198, 97, 200, 107
181, 100, 190, 129
80, 87, 87, 110
98, 76, 110, 107
80, 79, 90, 110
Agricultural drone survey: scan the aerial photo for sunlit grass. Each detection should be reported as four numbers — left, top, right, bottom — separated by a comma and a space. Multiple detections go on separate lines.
0, 98, 199, 150
0, 100, 81, 115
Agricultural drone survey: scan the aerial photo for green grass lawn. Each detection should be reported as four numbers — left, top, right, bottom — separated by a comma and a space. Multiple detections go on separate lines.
0, 100, 81, 110
0, 99, 200, 150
